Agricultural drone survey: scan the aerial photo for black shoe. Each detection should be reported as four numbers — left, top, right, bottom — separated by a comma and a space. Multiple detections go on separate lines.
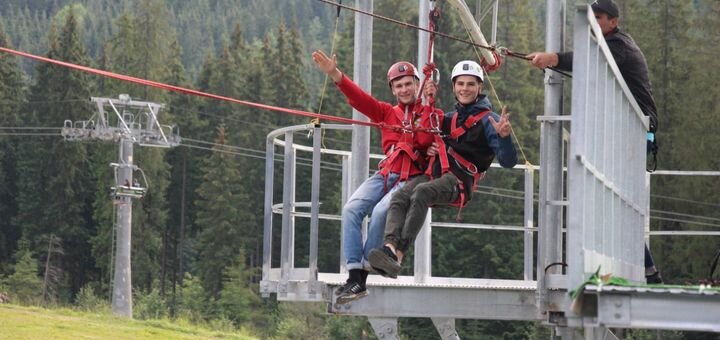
368, 246, 401, 279
646, 271, 663, 284
334, 279, 353, 296
369, 265, 398, 279
335, 281, 368, 304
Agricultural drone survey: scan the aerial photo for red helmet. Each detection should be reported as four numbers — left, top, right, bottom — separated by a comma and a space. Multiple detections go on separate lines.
386, 61, 419, 86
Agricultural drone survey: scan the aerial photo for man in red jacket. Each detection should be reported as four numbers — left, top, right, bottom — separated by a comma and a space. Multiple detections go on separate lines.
312, 50, 442, 303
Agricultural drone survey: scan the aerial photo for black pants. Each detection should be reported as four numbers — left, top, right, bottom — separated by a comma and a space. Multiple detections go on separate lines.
383, 172, 658, 271
384, 173, 459, 253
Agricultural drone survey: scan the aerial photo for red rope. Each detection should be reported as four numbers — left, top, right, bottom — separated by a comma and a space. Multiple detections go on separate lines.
0, 46, 383, 128
416, 7, 440, 104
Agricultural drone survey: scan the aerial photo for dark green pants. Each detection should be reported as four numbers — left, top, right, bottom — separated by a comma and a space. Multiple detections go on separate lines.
384, 173, 459, 252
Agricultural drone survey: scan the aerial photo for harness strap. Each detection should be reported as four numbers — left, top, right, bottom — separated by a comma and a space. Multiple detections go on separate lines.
425, 133, 448, 178
379, 142, 422, 191
446, 148, 486, 218
426, 110, 489, 178
449, 109, 490, 140
448, 148, 484, 188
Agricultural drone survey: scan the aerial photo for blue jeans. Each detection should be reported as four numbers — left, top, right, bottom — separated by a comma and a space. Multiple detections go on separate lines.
342, 172, 404, 270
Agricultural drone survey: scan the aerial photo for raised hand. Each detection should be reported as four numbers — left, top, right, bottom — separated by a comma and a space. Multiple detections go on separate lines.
311, 50, 342, 82
489, 106, 512, 138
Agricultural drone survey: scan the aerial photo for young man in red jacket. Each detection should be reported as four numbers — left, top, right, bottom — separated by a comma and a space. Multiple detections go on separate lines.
312, 50, 442, 303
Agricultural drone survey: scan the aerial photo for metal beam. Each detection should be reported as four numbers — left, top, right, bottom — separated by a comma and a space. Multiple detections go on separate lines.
586, 286, 720, 332
332, 285, 542, 320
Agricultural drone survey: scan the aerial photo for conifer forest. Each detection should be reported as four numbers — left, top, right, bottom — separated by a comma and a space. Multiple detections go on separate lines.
1, 0, 719, 338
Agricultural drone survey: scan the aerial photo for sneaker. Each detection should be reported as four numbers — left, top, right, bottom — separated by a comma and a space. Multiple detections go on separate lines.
368, 246, 401, 279
335, 281, 368, 304
369, 265, 398, 279
334, 279, 353, 296
646, 271, 663, 284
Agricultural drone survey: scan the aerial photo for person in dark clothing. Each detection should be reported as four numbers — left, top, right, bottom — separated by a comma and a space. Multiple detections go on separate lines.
527, 0, 662, 284
528, 0, 657, 133
368, 60, 518, 277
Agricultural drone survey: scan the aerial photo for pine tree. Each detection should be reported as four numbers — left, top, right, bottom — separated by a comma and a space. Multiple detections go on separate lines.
4, 240, 42, 305
104, 12, 138, 95
176, 273, 211, 322
217, 250, 265, 327
162, 39, 207, 301
13, 8, 96, 298
285, 27, 309, 112
657, 0, 717, 284
132, 0, 174, 101
0, 25, 25, 271
39, 233, 64, 305
47, 9, 97, 298
194, 126, 250, 298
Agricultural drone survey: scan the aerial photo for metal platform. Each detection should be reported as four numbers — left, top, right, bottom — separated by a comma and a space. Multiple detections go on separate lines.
261, 269, 546, 321
579, 284, 720, 332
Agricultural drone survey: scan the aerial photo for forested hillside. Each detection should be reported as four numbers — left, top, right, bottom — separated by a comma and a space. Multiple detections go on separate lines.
1, 0, 719, 338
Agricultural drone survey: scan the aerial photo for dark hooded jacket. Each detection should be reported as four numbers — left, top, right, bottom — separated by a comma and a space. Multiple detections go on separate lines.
432, 95, 518, 200
557, 27, 657, 132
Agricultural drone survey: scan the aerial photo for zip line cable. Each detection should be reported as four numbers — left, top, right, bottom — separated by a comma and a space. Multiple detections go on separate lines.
651, 209, 720, 223
649, 216, 720, 229
177, 143, 344, 172
0, 46, 387, 129
651, 194, 720, 208
181, 138, 346, 169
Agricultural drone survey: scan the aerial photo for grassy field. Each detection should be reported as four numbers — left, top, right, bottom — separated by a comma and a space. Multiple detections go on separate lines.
0, 304, 257, 339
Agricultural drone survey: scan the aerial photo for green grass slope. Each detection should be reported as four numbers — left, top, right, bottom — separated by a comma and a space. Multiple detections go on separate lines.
0, 304, 256, 339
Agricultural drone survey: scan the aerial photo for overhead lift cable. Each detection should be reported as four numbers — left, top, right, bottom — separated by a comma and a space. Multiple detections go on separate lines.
315, 0, 495, 51
315, 0, 571, 77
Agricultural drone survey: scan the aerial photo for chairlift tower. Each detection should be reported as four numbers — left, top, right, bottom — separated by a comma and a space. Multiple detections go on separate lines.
61, 94, 180, 318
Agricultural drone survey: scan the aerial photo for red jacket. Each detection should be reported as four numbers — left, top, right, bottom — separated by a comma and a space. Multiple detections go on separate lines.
335, 74, 439, 179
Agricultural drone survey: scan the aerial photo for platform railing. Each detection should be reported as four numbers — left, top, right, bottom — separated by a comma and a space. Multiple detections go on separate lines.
260, 123, 538, 302
566, 4, 650, 297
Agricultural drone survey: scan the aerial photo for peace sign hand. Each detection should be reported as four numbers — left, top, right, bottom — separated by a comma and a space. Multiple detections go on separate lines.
489, 106, 512, 138
424, 81, 438, 98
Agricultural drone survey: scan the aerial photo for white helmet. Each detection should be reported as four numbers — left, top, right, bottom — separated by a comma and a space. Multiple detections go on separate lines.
451, 60, 484, 83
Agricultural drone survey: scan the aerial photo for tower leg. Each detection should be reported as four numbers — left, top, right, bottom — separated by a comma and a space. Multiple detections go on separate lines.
368, 317, 399, 340
432, 317, 460, 340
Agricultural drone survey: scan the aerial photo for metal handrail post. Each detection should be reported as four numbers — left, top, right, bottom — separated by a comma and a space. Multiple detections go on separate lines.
279, 132, 296, 297
523, 166, 535, 281
262, 134, 275, 286
308, 126, 322, 295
